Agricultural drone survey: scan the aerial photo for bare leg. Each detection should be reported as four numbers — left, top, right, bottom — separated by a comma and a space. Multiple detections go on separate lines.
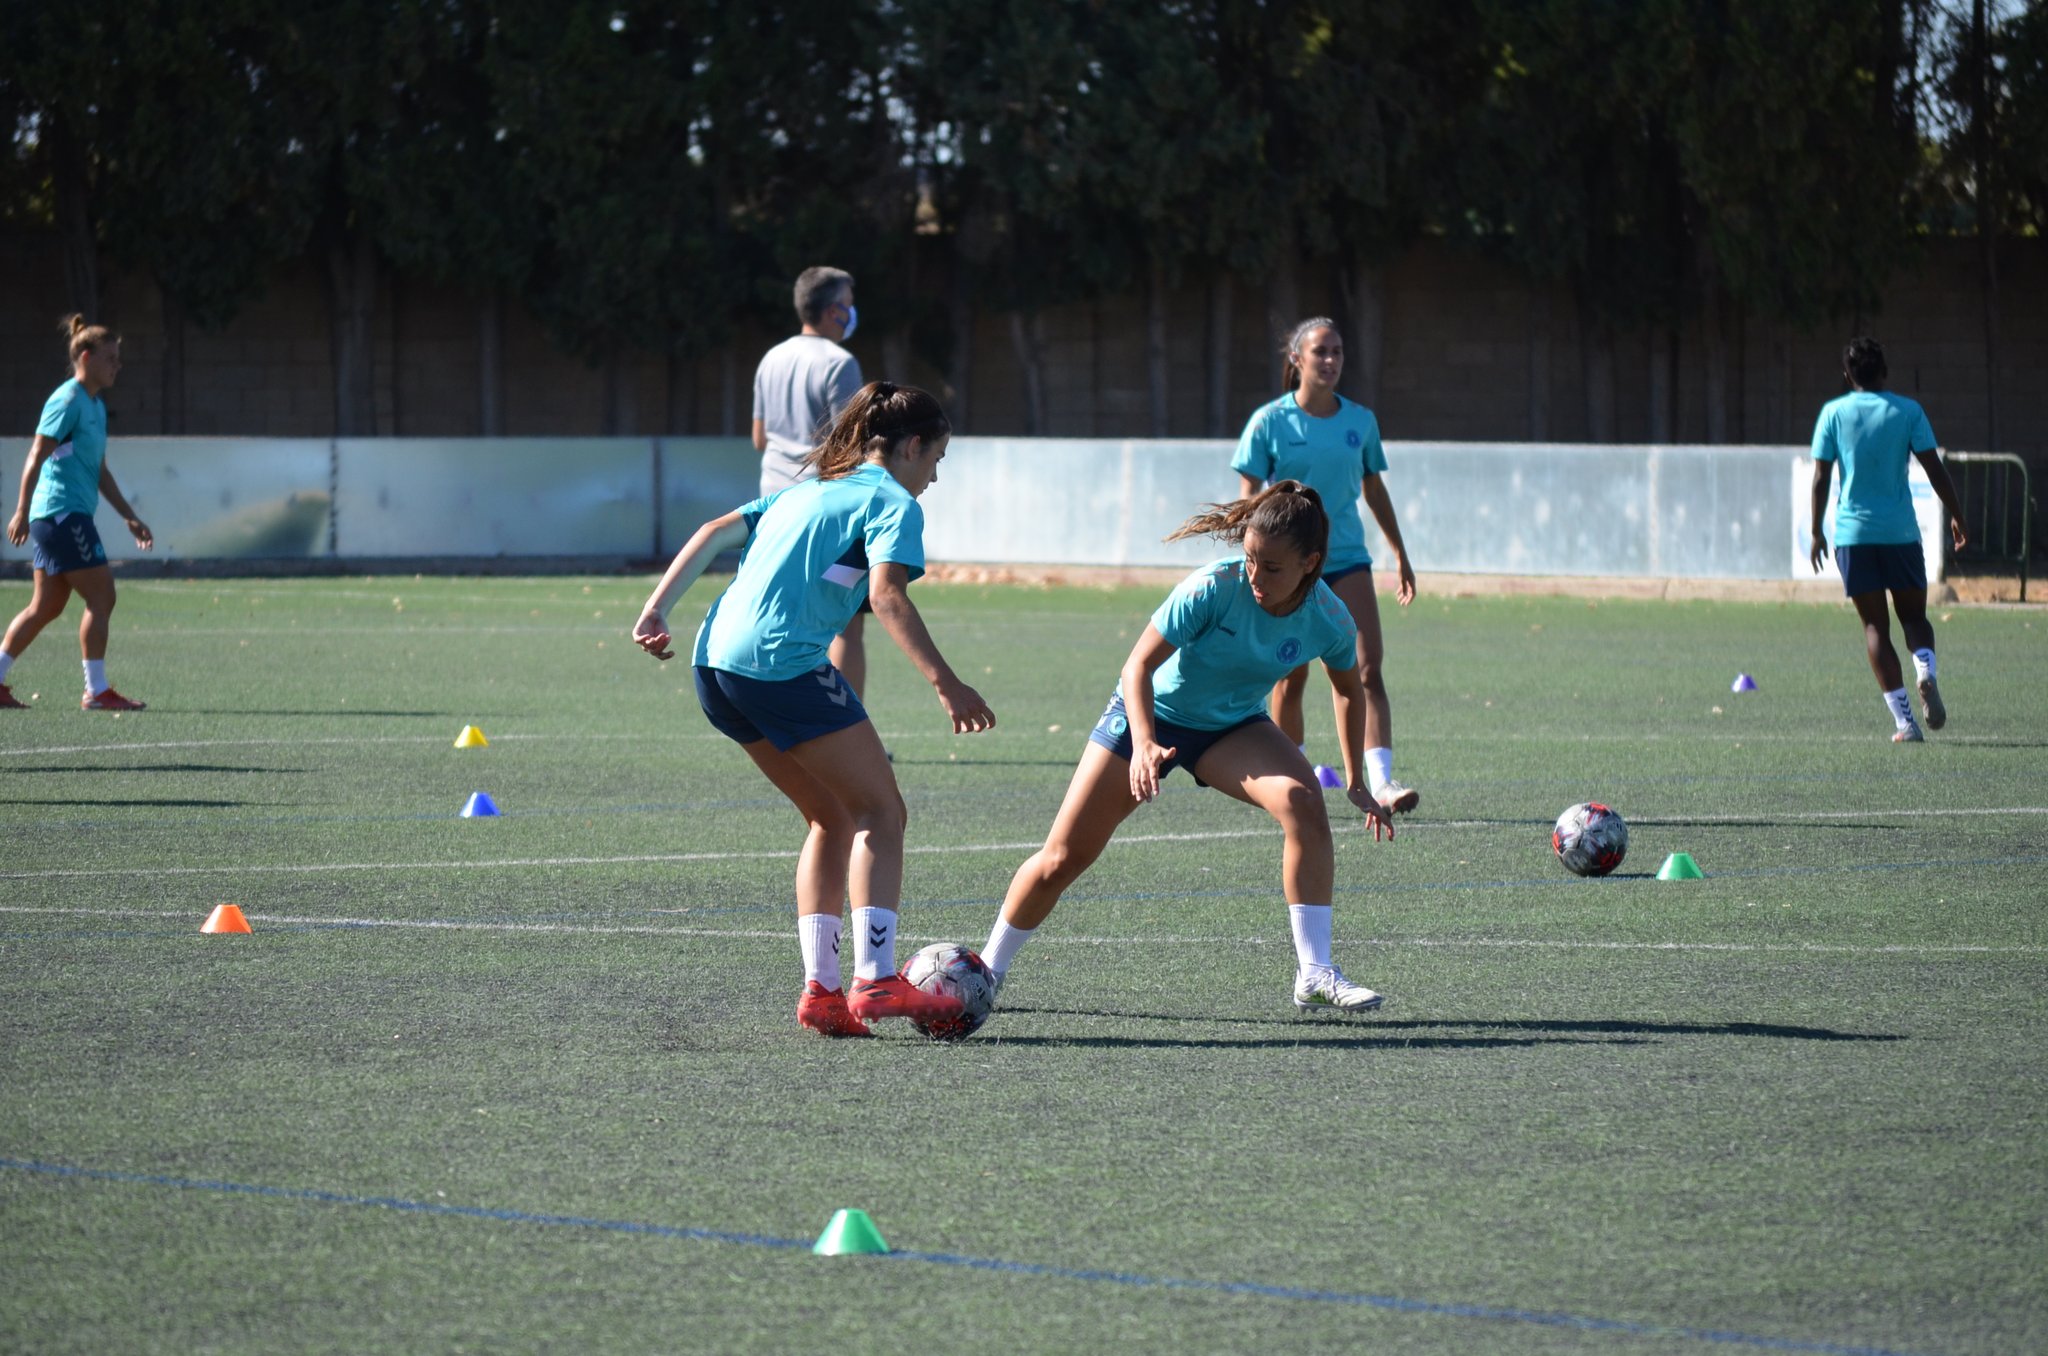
1001, 742, 1144, 929
66, 564, 117, 663
1268, 663, 1310, 745
1193, 722, 1333, 903
1849, 590, 1903, 690
782, 718, 904, 914
828, 611, 868, 702
1892, 585, 1934, 657
3, 569, 75, 659
1327, 571, 1391, 750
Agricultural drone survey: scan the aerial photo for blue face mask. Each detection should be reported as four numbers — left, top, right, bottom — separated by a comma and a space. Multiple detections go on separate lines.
840, 302, 858, 341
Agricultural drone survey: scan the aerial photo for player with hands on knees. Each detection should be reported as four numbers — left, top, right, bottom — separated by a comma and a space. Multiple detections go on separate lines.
634, 381, 992, 1037
981, 481, 1396, 1015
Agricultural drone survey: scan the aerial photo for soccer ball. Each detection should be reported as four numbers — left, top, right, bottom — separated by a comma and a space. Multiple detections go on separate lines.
1552, 802, 1628, 877
903, 942, 998, 1041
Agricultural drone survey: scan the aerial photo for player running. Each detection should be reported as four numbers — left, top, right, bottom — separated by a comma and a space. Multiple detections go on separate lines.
981, 481, 1397, 1013
1807, 337, 1967, 743
1233, 317, 1419, 814
2, 315, 153, 711
633, 381, 994, 1037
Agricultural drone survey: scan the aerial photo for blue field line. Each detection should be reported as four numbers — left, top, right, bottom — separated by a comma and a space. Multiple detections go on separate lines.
0, 1156, 1941, 1356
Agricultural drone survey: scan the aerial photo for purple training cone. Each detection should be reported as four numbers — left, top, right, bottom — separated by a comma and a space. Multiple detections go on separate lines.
1314, 764, 1345, 789
1731, 673, 1758, 693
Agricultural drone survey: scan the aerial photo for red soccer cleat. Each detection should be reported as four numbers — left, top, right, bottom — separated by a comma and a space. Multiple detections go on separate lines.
81, 687, 147, 711
0, 684, 26, 710
846, 972, 965, 1026
796, 981, 872, 1038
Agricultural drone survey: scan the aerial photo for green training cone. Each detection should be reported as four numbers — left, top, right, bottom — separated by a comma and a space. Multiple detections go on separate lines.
812, 1208, 889, 1256
1657, 852, 1704, 880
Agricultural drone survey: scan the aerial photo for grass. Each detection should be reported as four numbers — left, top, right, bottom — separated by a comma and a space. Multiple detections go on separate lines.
1, 573, 2043, 1355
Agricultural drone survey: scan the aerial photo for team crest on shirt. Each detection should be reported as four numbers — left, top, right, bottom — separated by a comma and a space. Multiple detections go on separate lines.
1276, 638, 1302, 664
1346, 429, 1362, 448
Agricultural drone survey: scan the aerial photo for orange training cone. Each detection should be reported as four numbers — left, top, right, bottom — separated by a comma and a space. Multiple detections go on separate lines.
202, 904, 252, 934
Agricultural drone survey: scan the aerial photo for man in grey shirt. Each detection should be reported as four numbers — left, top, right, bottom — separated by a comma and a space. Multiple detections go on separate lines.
750, 266, 874, 695
753, 266, 862, 495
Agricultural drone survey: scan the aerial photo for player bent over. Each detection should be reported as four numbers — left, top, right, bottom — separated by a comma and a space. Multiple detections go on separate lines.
1808, 337, 1967, 743
633, 382, 995, 1037
982, 482, 1396, 1013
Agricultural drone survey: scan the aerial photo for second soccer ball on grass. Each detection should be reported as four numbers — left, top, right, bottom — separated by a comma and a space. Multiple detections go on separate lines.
1553, 801, 1628, 877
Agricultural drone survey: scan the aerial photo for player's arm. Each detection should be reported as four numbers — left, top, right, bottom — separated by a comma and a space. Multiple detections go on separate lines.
1237, 473, 1263, 500
634, 510, 750, 659
1118, 626, 1180, 803
868, 562, 994, 733
1323, 661, 1394, 840
1913, 447, 1969, 552
750, 418, 767, 454
1808, 459, 1834, 572
6, 435, 57, 547
1361, 474, 1415, 605
96, 462, 151, 549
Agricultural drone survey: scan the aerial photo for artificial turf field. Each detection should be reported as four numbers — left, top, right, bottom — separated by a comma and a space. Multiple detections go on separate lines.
0, 573, 2042, 1356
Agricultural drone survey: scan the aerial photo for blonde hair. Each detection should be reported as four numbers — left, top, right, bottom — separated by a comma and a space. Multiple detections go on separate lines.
804, 381, 951, 480
63, 313, 117, 364
1166, 480, 1330, 610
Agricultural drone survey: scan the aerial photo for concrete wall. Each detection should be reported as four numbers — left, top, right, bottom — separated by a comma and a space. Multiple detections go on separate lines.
5, 436, 1917, 583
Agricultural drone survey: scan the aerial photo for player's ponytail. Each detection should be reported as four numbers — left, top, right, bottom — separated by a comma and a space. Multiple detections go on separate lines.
1167, 480, 1330, 609
62, 313, 116, 364
1281, 316, 1340, 393
805, 380, 951, 480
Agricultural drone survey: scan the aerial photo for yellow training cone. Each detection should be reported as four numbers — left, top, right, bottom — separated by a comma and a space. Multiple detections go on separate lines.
454, 725, 489, 748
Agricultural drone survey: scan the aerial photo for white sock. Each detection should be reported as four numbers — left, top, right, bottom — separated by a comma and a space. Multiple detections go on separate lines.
1912, 648, 1936, 683
851, 906, 896, 981
1884, 688, 1915, 731
980, 919, 1035, 977
798, 913, 842, 990
1288, 903, 1334, 975
0, 651, 13, 683
1365, 747, 1394, 791
84, 658, 107, 694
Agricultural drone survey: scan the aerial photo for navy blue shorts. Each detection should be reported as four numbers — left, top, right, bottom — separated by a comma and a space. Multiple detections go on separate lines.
29, 514, 107, 575
1087, 692, 1271, 788
1836, 542, 1926, 597
1323, 562, 1374, 586
694, 663, 869, 752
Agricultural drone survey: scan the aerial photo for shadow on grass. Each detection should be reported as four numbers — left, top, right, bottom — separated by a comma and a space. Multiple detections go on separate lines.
4, 764, 304, 775
0, 797, 264, 809
1000, 1006, 1901, 1043
896, 758, 1092, 768
170, 708, 459, 718
985, 1032, 1643, 1050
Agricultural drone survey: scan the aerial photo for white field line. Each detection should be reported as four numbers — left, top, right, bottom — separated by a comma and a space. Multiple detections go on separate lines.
3, 810, 2045, 882
1, 903, 2042, 956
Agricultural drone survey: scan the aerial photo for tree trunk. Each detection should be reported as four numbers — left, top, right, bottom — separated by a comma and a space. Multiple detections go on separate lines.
602, 360, 636, 436
1266, 251, 1300, 390
1008, 310, 1047, 435
880, 332, 909, 390
1974, 0, 2002, 451
719, 346, 737, 437
1578, 288, 1616, 442
1701, 283, 1729, 444
1342, 255, 1387, 410
324, 230, 378, 437
50, 109, 98, 321
947, 262, 974, 431
478, 290, 504, 436
1145, 260, 1170, 437
1526, 287, 1552, 441
1647, 324, 1676, 443
159, 284, 186, 436
1205, 272, 1233, 436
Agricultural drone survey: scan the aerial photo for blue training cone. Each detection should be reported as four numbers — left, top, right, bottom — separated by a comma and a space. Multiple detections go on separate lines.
461, 791, 501, 818
1314, 764, 1344, 789
1731, 673, 1758, 693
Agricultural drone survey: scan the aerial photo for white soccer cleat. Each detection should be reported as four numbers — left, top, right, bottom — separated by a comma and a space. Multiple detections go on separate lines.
1374, 779, 1420, 814
1293, 966, 1385, 1013
1892, 724, 1924, 744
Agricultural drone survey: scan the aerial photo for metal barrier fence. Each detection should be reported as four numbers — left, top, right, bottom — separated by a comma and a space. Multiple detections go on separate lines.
1948, 452, 2034, 601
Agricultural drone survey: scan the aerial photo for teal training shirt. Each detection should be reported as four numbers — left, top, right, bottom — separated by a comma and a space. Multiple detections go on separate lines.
1230, 393, 1388, 573
1811, 390, 1935, 547
29, 379, 108, 520
1128, 558, 1358, 731
694, 462, 925, 680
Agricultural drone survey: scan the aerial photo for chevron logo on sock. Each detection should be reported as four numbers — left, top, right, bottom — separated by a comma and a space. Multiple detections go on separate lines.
867, 925, 887, 948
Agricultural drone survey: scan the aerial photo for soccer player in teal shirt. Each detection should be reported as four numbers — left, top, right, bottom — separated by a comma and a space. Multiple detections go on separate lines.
633, 382, 995, 1037
1808, 337, 1967, 742
2, 315, 153, 711
1233, 317, 1420, 813
982, 482, 1398, 1014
